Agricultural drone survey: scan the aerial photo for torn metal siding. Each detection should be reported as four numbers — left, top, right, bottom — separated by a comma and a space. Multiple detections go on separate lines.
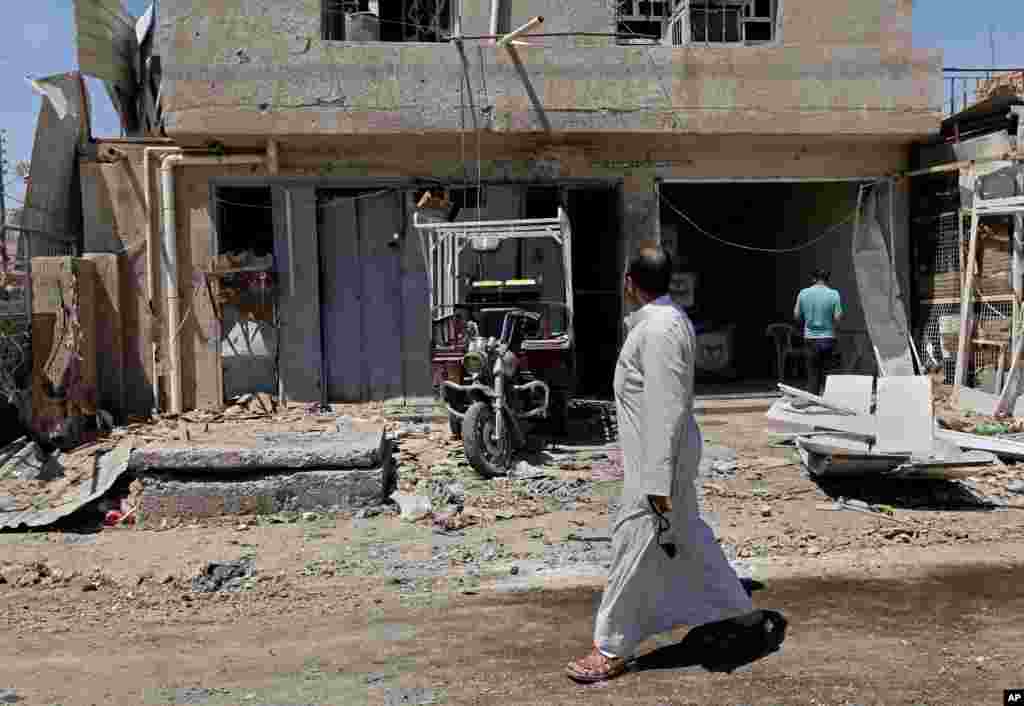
0, 443, 131, 529
74, 0, 145, 134
21, 73, 91, 255
74, 0, 138, 86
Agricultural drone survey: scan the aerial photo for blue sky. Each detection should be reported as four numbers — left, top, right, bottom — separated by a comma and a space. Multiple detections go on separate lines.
0, 0, 1022, 206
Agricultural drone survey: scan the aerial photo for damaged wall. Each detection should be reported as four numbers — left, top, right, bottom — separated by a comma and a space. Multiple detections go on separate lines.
155, 0, 942, 142
80, 134, 914, 411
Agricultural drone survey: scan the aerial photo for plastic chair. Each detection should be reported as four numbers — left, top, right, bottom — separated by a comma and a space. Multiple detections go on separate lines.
765, 323, 807, 382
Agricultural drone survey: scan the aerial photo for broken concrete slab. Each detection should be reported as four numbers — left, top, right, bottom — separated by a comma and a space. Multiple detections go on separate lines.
875, 377, 933, 455
136, 465, 395, 522
0, 442, 132, 530
128, 430, 389, 472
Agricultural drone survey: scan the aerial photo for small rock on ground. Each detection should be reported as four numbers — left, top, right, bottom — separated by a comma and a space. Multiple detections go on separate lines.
0, 688, 18, 704
1008, 480, 1024, 495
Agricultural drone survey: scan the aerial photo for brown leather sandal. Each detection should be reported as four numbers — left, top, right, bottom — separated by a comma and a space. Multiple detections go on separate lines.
566, 648, 628, 683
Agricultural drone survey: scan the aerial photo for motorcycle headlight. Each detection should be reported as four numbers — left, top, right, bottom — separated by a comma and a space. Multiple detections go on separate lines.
463, 351, 485, 376
502, 351, 519, 376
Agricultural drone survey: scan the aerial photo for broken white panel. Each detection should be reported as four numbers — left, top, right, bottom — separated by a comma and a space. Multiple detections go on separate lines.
936, 428, 1024, 461
852, 184, 915, 376
822, 375, 873, 415
874, 376, 933, 455
765, 399, 877, 439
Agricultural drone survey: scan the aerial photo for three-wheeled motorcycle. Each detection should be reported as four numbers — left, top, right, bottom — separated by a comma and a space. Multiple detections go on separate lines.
414, 207, 576, 478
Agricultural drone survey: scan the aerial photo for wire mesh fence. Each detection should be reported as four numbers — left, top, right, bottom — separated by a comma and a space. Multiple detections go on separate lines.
0, 226, 74, 399
912, 168, 1017, 392
916, 299, 1013, 388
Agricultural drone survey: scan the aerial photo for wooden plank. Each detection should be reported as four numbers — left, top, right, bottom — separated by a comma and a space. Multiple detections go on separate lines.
875, 376, 933, 455
953, 208, 981, 397
822, 375, 873, 415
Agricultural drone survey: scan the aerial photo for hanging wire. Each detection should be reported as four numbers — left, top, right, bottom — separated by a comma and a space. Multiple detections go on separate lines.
211, 188, 398, 210
658, 189, 863, 254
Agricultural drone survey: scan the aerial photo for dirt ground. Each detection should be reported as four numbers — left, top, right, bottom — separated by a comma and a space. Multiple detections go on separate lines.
2, 403, 1024, 705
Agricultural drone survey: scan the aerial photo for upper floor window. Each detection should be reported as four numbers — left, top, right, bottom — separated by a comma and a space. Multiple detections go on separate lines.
322, 0, 453, 42
615, 0, 669, 45
666, 0, 777, 45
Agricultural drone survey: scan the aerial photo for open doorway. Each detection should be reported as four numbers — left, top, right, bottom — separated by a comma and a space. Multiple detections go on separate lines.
658, 180, 871, 396
513, 184, 622, 398
212, 186, 278, 400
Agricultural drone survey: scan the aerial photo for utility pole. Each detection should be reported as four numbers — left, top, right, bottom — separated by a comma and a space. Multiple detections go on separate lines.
0, 130, 7, 263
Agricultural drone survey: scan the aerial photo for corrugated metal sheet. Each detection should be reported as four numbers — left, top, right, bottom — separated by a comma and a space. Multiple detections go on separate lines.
0, 442, 131, 529
74, 0, 138, 86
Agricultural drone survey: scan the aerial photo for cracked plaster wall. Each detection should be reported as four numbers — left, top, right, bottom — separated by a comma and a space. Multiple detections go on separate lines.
157, 0, 942, 140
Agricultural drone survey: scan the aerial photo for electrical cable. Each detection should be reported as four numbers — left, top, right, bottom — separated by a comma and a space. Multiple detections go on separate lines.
657, 189, 864, 254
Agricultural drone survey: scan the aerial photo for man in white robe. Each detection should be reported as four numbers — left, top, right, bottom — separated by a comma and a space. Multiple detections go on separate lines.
567, 247, 771, 683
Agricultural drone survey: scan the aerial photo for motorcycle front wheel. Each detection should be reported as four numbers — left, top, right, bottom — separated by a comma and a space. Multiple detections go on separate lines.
463, 401, 512, 478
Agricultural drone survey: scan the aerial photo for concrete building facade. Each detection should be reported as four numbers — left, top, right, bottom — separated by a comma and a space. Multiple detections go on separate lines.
80, 0, 944, 415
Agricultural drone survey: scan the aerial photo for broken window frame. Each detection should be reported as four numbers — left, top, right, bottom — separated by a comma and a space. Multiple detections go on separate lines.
321, 0, 455, 42
665, 0, 778, 47
614, 0, 670, 45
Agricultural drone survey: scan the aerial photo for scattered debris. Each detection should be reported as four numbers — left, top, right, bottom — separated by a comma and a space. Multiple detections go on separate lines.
0, 441, 132, 529
384, 686, 438, 706
0, 688, 18, 704
391, 493, 433, 522
191, 559, 255, 593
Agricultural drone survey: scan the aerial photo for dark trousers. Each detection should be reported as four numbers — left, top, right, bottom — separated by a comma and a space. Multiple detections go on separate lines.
805, 338, 837, 397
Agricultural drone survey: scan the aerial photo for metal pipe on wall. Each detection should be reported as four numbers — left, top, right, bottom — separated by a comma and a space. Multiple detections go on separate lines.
143, 146, 182, 413
158, 153, 265, 414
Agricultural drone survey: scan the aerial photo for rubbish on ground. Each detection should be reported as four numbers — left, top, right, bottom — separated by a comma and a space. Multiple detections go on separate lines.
777, 375, 1001, 480
511, 460, 548, 480
391, 492, 433, 522
1007, 480, 1024, 494
191, 559, 255, 593
0, 688, 17, 704
0, 441, 132, 529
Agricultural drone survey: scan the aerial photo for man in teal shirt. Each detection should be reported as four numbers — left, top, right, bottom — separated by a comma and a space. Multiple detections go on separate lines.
793, 269, 843, 396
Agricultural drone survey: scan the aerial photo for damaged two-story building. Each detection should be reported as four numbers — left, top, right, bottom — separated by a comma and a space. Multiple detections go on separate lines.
71, 0, 943, 418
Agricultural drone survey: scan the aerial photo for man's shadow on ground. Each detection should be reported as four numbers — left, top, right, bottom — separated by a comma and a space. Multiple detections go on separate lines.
632, 583, 788, 674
